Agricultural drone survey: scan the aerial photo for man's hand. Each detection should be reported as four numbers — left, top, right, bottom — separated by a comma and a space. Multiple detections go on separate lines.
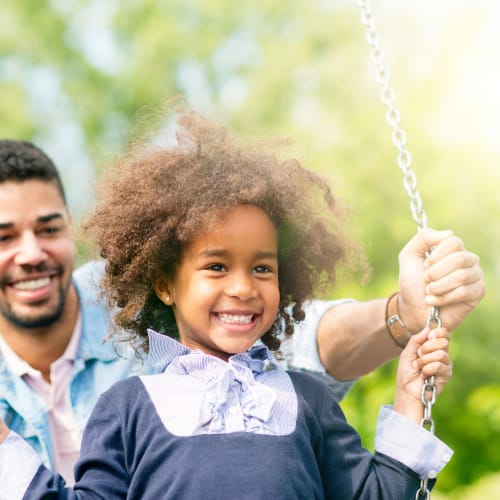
398, 229, 485, 334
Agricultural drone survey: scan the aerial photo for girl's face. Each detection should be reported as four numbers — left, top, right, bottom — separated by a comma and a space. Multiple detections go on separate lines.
157, 204, 280, 361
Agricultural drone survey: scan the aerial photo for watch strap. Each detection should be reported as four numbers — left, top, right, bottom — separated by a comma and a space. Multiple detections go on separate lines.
385, 292, 413, 348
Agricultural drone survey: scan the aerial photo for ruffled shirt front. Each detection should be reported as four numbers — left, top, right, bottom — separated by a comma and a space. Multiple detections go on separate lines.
143, 329, 298, 436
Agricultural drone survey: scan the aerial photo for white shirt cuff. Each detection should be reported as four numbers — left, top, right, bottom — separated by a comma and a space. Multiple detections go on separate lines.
0, 431, 42, 500
375, 405, 453, 479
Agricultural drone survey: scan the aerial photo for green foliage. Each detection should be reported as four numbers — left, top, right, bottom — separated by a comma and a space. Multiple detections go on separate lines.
1, 0, 498, 494
0, 83, 35, 137
432, 472, 500, 499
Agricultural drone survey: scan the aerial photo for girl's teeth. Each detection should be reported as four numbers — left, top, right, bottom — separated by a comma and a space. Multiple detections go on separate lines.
218, 313, 253, 324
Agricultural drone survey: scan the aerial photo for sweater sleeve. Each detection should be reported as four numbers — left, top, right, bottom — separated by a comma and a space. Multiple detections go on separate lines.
291, 371, 450, 500
21, 391, 129, 499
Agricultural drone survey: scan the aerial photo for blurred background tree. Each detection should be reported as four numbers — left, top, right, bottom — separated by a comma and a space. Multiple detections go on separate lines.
1, 0, 498, 496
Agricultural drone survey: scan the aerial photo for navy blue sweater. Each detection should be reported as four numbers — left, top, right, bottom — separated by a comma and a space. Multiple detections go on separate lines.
25, 371, 428, 499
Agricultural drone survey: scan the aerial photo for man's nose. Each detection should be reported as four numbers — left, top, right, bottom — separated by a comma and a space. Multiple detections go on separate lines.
14, 232, 47, 266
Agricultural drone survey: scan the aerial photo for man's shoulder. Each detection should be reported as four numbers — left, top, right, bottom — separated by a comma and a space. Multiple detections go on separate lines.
73, 261, 108, 318
72, 261, 115, 348
73, 261, 105, 297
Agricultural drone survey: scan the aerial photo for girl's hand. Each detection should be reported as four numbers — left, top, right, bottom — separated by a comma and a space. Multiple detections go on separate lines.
393, 327, 452, 423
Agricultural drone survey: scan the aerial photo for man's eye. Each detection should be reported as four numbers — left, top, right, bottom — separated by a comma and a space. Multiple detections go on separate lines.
41, 226, 61, 235
0, 234, 13, 243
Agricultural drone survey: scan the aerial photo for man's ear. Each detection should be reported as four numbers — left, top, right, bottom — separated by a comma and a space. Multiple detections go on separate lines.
153, 277, 174, 306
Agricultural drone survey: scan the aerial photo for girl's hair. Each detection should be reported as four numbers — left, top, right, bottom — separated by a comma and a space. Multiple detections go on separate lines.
85, 109, 355, 354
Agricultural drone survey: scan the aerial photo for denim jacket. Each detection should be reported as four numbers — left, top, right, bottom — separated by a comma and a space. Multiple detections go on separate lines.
0, 261, 149, 470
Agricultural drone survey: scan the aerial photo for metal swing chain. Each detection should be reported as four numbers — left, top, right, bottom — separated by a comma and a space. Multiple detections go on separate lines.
357, 1, 441, 498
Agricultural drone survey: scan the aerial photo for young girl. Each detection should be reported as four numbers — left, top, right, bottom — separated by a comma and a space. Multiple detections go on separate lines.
0, 111, 452, 499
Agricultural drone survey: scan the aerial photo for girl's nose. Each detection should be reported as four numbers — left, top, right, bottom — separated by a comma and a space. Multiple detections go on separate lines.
225, 272, 258, 301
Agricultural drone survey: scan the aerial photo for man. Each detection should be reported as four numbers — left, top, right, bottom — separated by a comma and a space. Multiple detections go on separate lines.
0, 140, 484, 483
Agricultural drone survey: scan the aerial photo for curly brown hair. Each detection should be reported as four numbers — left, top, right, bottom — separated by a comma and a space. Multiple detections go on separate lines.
85, 109, 354, 355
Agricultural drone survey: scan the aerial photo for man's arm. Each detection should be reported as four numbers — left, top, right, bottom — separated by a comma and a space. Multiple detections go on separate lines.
317, 298, 397, 380
317, 229, 485, 381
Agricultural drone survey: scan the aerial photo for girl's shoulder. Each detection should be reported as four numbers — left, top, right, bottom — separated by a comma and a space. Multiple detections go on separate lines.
100, 374, 144, 403
287, 370, 341, 410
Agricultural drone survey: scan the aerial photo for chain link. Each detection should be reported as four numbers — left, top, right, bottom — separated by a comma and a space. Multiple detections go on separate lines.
358, 0, 428, 230
357, 1, 440, 498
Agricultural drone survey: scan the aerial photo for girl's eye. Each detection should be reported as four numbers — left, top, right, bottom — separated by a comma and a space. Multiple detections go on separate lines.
207, 264, 226, 272
254, 265, 272, 273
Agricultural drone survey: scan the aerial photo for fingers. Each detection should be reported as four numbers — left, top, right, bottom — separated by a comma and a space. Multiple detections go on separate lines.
406, 327, 448, 367
424, 251, 484, 306
421, 325, 451, 346
422, 233, 465, 265
402, 228, 454, 260
425, 248, 480, 284
398, 228, 485, 334
425, 274, 485, 308
399, 327, 434, 369
413, 327, 452, 388
406, 325, 449, 346
404, 228, 485, 309
420, 359, 452, 383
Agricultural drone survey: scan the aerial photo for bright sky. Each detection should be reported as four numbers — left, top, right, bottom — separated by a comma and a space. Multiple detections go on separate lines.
370, 0, 500, 152
5, 0, 498, 219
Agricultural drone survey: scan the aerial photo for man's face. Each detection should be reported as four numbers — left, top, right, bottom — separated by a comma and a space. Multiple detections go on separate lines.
0, 180, 76, 329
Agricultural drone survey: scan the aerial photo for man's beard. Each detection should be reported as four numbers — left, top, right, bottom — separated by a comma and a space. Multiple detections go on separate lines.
0, 283, 68, 329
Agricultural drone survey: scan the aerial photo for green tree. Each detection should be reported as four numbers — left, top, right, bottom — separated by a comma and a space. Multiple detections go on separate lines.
1, 0, 498, 494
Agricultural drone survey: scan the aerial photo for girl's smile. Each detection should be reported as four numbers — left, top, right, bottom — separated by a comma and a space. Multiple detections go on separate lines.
155, 204, 280, 361
214, 311, 257, 326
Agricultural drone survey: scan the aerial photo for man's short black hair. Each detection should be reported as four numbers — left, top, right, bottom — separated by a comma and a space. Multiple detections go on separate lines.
0, 139, 67, 204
